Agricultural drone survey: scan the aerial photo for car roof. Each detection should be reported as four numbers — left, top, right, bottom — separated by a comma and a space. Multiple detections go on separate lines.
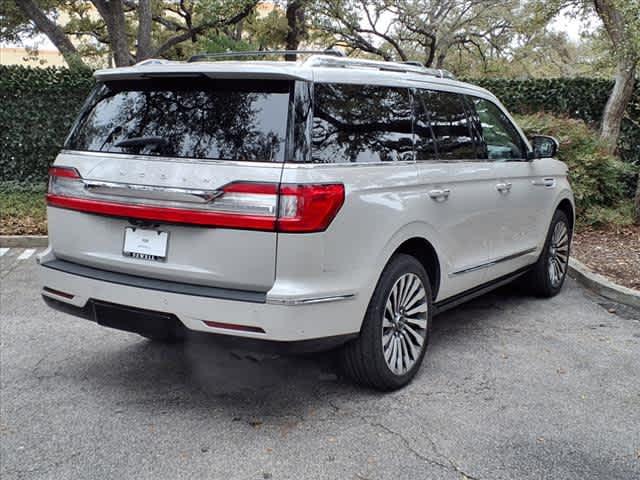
93, 55, 496, 100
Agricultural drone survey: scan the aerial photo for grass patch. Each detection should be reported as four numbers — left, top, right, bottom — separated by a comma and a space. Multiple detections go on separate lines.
0, 182, 47, 235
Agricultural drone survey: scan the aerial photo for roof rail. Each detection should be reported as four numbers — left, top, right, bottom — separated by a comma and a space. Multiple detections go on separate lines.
304, 55, 456, 80
188, 49, 345, 63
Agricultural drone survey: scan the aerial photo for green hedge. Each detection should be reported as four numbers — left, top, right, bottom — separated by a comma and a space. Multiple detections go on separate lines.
0, 66, 94, 183
1, 65, 638, 183
472, 77, 640, 168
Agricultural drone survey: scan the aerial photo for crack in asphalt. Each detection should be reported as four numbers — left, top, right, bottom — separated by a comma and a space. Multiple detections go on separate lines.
321, 394, 481, 479
370, 421, 480, 480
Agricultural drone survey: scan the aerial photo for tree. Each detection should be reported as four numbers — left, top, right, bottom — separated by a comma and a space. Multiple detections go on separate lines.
311, 0, 520, 70
285, 0, 308, 60
593, 0, 639, 150
592, 0, 639, 222
12, 0, 85, 68
5, 0, 260, 67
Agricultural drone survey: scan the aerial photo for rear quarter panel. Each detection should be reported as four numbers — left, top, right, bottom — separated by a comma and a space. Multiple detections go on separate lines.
274, 163, 448, 333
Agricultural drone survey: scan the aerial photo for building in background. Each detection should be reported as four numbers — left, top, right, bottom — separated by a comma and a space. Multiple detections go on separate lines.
1, 45, 66, 67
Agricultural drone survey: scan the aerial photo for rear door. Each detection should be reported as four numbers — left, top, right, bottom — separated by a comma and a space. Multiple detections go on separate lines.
47, 77, 294, 292
413, 89, 494, 300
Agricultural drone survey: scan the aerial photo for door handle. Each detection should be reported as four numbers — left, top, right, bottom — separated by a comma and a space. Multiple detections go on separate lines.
496, 182, 512, 193
428, 188, 450, 200
532, 178, 556, 188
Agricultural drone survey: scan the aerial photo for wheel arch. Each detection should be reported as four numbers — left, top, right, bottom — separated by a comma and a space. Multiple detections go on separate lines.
374, 222, 444, 302
393, 237, 441, 301
555, 197, 575, 231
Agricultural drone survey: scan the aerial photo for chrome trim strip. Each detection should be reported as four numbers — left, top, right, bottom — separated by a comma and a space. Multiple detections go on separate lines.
266, 293, 356, 306
450, 247, 537, 277
83, 180, 222, 204
59, 150, 286, 168
282, 161, 417, 169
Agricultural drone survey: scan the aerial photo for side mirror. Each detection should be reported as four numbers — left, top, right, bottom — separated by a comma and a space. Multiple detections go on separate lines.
529, 135, 559, 159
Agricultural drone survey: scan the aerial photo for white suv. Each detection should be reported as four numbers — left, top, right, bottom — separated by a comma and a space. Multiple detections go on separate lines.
39, 51, 574, 390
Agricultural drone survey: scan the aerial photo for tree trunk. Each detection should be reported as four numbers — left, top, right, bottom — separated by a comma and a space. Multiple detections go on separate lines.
15, 0, 86, 69
635, 175, 640, 224
136, 0, 153, 61
600, 56, 637, 153
92, 0, 133, 66
285, 1, 306, 61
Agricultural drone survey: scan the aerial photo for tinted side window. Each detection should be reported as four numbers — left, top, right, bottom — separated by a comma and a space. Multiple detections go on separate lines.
471, 97, 525, 161
413, 90, 438, 161
417, 90, 476, 160
312, 84, 413, 163
464, 95, 488, 159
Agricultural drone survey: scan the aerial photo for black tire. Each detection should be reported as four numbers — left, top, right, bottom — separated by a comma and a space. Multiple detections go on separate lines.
526, 209, 572, 298
340, 254, 432, 391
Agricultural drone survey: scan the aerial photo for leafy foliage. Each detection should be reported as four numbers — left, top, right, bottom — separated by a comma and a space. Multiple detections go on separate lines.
515, 113, 638, 225
473, 77, 640, 166
0, 65, 94, 183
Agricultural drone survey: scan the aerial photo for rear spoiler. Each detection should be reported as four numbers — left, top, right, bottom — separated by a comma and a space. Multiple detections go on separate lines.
94, 63, 313, 82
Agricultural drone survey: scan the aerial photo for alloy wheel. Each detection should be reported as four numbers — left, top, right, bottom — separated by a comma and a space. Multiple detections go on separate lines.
381, 273, 428, 375
548, 221, 570, 288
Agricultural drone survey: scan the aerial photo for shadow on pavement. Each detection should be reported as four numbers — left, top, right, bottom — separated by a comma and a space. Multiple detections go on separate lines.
61, 282, 540, 418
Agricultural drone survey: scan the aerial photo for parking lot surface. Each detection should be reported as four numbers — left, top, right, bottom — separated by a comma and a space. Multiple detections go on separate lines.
1, 248, 639, 479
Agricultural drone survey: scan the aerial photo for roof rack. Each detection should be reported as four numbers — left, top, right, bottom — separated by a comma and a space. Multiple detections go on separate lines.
304, 55, 456, 80
188, 49, 345, 63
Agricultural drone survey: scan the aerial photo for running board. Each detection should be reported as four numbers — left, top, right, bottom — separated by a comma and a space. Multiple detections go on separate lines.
433, 265, 532, 315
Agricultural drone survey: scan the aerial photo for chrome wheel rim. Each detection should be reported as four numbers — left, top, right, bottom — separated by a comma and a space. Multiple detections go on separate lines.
382, 273, 428, 375
548, 221, 570, 288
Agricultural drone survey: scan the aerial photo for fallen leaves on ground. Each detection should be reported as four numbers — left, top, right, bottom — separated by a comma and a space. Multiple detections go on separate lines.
572, 225, 640, 291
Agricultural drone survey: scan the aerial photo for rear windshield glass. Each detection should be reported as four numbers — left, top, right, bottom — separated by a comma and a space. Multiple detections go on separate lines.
66, 78, 291, 162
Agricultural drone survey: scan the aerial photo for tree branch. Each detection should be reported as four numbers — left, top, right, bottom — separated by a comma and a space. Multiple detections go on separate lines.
15, 0, 86, 69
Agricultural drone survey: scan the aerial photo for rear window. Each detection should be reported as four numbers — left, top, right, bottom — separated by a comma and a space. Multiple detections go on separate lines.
66, 78, 291, 162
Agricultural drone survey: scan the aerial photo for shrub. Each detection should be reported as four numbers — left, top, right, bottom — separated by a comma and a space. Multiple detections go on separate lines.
472, 77, 640, 168
0, 65, 94, 183
515, 113, 638, 225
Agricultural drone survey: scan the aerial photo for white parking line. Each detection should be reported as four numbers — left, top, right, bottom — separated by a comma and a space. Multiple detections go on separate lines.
17, 249, 36, 260
0, 248, 8, 257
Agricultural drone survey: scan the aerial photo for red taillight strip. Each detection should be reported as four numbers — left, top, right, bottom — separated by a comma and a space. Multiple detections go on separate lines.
202, 320, 265, 333
47, 167, 345, 233
46, 194, 277, 231
43, 286, 75, 299
48, 166, 81, 179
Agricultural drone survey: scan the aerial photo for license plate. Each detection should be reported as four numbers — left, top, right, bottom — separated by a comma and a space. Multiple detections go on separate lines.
123, 227, 168, 260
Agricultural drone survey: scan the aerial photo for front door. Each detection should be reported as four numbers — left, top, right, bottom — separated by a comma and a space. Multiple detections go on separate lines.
468, 96, 555, 280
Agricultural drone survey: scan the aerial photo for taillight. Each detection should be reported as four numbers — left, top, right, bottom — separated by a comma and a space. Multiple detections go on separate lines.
277, 184, 345, 233
46, 168, 344, 233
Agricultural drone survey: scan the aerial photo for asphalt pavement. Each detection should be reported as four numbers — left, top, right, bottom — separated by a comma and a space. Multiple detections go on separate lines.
1, 248, 639, 480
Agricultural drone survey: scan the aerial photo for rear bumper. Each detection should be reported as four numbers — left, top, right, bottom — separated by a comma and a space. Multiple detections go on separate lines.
39, 257, 363, 343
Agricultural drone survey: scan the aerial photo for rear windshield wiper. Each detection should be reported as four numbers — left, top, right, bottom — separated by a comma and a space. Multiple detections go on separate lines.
114, 136, 168, 149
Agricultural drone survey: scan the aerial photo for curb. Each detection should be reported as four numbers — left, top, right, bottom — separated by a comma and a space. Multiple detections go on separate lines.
568, 257, 640, 309
0, 235, 48, 248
